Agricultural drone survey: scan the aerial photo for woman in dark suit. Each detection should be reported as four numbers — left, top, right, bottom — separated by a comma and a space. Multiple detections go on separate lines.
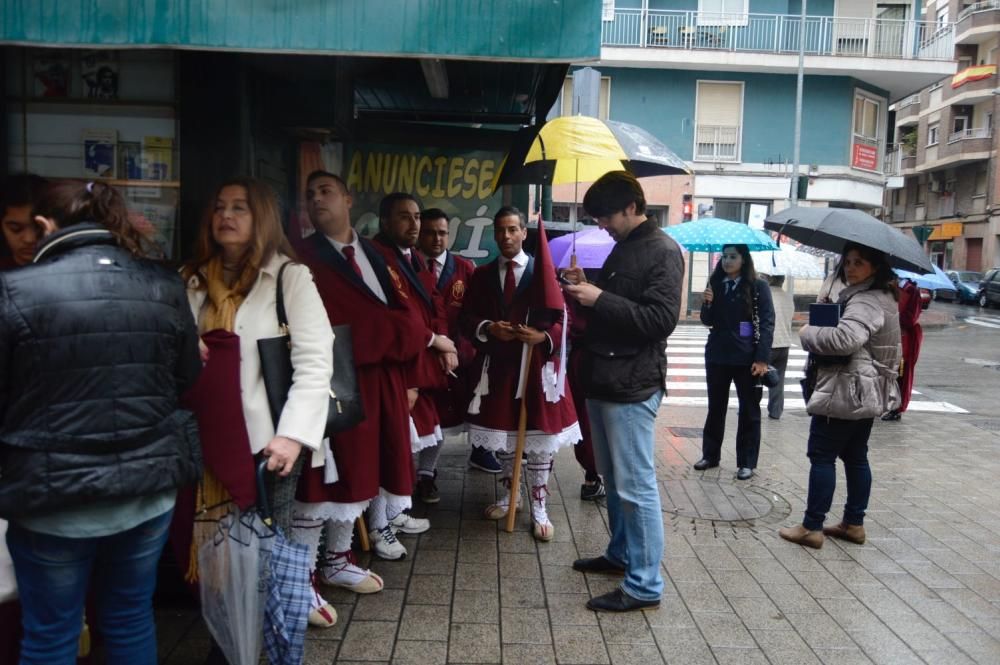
694, 244, 774, 480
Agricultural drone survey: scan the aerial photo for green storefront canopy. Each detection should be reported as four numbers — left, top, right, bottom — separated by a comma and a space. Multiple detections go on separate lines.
0, 0, 602, 62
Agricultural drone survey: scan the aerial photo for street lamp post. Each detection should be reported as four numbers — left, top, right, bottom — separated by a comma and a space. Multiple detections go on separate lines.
790, 0, 807, 206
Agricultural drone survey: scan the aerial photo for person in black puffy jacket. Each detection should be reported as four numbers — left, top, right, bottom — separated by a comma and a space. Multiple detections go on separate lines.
0, 180, 201, 665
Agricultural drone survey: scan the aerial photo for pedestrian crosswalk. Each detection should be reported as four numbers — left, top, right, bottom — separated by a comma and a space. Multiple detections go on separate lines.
662, 325, 968, 414
963, 313, 1000, 329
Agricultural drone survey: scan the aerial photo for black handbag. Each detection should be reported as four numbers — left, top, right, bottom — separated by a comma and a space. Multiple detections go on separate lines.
258, 262, 365, 437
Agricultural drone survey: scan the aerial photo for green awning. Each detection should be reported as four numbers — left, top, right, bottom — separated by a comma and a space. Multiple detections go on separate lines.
0, 0, 602, 62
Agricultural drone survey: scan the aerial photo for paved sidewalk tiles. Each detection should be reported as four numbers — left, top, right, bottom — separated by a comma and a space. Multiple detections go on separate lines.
155, 400, 1000, 664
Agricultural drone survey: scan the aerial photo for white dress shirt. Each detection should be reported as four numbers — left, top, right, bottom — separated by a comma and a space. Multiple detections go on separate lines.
498, 249, 529, 289
326, 231, 387, 304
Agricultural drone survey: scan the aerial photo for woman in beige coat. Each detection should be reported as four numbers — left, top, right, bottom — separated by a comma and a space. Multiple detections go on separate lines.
779, 242, 901, 549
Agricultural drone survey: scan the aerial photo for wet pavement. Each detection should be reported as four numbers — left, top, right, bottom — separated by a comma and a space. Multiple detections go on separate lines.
155, 322, 1000, 665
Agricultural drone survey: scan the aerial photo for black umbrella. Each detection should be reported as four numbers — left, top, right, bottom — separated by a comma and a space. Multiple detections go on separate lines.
764, 207, 934, 274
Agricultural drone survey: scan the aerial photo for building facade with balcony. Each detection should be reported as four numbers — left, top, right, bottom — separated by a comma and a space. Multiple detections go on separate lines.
588, 0, 954, 226
885, 0, 1000, 272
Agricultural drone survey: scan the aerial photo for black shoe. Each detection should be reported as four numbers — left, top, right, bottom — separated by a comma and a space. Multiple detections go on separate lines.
580, 479, 607, 501
468, 446, 502, 473
586, 588, 660, 613
572, 556, 625, 575
736, 467, 754, 480
693, 459, 719, 471
881, 410, 901, 421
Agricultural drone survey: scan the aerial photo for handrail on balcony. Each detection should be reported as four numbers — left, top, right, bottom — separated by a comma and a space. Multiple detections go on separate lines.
896, 94, 920, 110
601, 8, 954, 61
947, 126, 993, 143
958, 0, 1000, 21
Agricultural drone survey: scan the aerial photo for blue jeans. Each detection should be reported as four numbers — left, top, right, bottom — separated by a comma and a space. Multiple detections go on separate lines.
803, 416, 874, 531
6, 509, 173, 665
587, 390, 664, 601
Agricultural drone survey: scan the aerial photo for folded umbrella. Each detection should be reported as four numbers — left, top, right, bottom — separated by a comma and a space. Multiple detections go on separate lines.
764, 207, 933, 273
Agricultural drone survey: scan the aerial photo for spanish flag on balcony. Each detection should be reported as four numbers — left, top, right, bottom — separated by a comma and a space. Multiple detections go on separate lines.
951, 64, 997, 89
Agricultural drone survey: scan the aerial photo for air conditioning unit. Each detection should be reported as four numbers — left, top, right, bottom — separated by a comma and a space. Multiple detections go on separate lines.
929, 180, 942, 193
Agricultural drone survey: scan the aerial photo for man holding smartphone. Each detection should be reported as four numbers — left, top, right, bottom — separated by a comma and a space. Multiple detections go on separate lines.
562, 171, 684, 612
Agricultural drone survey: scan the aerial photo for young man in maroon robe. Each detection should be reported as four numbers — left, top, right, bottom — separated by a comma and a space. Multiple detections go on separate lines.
373, 194, 459, 504
461, 207, 580, 541
417, 208, 501, 475
294, 172, 432, 596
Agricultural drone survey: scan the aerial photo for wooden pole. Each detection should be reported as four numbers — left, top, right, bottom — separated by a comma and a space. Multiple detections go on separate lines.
505, 342, 535, 533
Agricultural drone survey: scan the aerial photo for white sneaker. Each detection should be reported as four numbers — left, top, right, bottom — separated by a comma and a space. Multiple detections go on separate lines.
369, 524, 407, 560
318, 552, 384, 594
390, 512, 430, 535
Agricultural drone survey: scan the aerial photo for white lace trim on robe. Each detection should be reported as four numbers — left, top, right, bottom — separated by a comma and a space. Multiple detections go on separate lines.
467, 421, 582, 455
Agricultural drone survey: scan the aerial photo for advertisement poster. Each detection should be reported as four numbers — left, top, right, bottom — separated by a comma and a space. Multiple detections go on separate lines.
343, 144, 504, 264
851, 143, 879, 171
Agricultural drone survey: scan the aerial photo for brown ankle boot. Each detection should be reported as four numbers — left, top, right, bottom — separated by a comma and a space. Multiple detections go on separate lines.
778, 524, 824, 549
823, 522, 866, 544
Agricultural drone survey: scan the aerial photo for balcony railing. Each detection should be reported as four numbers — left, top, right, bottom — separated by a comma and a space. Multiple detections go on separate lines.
958, 0, 1000, 21
602, 9, 954, 60
947, 127, 993, 143
896, 93, 920, 110
695, 125, 741, 161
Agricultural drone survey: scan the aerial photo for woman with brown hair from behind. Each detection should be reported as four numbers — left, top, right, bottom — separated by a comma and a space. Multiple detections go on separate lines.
0, 180, 202, 664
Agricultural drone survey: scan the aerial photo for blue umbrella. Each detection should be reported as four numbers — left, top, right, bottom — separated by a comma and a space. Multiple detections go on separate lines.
663, 217, 778, 252
894, 264, 954, 291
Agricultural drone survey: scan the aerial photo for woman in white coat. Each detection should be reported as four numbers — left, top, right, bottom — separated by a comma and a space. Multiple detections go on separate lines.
182, 177, 336, 627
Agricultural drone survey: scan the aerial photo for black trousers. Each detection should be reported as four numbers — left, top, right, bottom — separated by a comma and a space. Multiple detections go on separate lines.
701, 362, 762, 469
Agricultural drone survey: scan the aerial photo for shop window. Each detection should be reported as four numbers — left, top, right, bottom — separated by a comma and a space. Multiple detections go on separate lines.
5, 48, 180, 258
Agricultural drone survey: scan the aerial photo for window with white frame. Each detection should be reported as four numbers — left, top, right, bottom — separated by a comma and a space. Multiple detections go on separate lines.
853, 95, 880, 143
602, 0, 615, 21
928, 123, 940, 146
936, 5, 948, 27
698, 0, 749, 26
695, 81, 743, 162
560, 76, 611, 120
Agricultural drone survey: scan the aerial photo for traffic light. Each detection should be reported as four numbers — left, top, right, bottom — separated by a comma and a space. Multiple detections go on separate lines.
682, 194, 693, 222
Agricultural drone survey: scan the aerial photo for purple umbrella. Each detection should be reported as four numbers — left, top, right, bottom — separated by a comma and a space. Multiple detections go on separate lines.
549, 227, 615, 269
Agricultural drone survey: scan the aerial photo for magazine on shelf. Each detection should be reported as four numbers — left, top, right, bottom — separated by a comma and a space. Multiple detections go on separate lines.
141, 136, 174, 181
82, 129, 117, 178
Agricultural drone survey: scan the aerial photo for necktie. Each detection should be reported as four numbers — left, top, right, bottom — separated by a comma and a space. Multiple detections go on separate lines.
725, 279, 735, 295
503, 260, 516, 307
410, 252, 422, 273
427, 257, 438, 281
342, 246, 363, 280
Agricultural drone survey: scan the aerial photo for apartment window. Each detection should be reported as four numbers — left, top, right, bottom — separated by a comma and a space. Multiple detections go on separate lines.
602, 0, 615, 21
975, 168, 988, 195
852, 92, 882, 171
953, 115, 969, 135
917, 182, 927, 205
560, 76, 611, 120
936, 6, 948, 26
694, 81, 743, 162
698, 0, 749, 25
928, 123, 940, 146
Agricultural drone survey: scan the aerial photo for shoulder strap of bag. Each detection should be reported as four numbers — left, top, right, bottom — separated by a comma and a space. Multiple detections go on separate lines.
275, 261, 293, 333
752, 280, 761, 346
